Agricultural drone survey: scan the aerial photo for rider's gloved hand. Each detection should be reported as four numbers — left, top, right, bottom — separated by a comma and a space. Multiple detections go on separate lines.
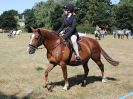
63, 35, 67, 40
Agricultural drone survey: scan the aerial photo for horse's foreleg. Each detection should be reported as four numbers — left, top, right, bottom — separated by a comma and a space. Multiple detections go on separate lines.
44, 63, 56, 91
98, 34, 101, 40
81, 62, 89, 87
61, 65, 69, 91
118, 34, 120, 39
127, 35, 129, 39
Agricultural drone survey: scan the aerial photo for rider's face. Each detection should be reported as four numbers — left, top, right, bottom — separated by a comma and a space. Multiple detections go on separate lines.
64, 9, 68, 15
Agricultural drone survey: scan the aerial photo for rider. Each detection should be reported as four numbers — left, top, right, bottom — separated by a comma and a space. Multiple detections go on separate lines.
96, 25, 101, 33
57, 3, 81, 64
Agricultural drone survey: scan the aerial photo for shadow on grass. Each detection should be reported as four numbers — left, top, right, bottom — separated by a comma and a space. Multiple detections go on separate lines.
0, 92, 17, 99
0, 92, 31, 99
50, 75, 118, 90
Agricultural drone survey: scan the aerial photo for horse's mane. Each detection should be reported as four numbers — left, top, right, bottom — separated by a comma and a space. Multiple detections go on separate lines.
39, 28, 60, 38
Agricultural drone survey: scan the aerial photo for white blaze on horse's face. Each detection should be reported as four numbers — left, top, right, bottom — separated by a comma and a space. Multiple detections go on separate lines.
27, 34, 35, 52
29, 34, 35, 45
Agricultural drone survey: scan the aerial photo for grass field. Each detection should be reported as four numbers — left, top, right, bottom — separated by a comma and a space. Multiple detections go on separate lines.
0, 33, 133, 99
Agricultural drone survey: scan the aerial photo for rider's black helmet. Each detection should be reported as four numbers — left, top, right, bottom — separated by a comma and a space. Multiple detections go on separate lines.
63, 3, 74, 13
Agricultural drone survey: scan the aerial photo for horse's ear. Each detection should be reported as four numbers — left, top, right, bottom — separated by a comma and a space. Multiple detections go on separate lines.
30, 27, 35, 32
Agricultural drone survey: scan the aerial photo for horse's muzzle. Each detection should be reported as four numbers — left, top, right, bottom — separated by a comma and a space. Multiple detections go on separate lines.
28, 48, 35, 54
28, 45, 36, 54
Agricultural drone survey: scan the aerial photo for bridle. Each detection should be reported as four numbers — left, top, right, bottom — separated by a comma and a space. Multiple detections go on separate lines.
29, 31, 66, 51
29, 33, 45, 50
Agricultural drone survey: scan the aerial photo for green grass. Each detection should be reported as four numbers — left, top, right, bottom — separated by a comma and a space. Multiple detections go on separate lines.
0, 33, 133, 99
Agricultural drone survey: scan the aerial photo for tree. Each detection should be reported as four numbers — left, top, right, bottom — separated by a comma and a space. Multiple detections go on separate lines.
93, 0, 112, 29
33, 1, 47, 28
76, 0, 89, 24
54, 0, 76, 5
0, 10, 19, 30
50, 4, 63, 31
33, 0, 77, 29
119, 0, 133, 4
112, 1, 133, 32
23, 9, 36, 32
33, 0, 55, 29
76, 0, 112, 32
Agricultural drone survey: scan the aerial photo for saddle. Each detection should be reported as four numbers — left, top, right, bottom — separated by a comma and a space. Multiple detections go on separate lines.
65, 37, 82, 64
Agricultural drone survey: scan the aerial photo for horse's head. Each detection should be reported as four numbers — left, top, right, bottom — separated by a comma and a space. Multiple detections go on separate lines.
28, 27, 44, 54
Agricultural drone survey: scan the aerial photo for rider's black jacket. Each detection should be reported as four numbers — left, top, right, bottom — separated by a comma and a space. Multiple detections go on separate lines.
57, 15, 78, 39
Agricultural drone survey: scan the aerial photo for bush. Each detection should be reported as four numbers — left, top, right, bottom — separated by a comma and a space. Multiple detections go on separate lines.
77, 24, 95, 34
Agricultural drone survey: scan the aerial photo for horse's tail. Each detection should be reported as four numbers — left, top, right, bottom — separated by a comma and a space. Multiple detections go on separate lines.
101, 48, 119, 66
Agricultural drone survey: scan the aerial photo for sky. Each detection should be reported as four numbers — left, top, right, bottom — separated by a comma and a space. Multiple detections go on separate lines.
0, 0, 120, 15
0, 0, 47, 14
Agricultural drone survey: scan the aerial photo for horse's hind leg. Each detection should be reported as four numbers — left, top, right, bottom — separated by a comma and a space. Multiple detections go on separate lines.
61, 64, 69, 91
91, 54, 106, 83
95, 60, 106, 82
81, 62, 89, 86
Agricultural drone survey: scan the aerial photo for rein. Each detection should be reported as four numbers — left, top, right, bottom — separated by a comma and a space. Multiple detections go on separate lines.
29, 31, 64, 51
38, 31, 65, 51
29, 33, 45, 50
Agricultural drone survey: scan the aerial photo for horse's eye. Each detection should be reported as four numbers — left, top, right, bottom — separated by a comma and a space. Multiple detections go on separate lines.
35, 35, 39, 39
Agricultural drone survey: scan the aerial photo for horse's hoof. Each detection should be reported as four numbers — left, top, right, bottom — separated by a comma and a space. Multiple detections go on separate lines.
63, 86, 68, 91
80, 81, 86, 87
43, 85, 52, 92
63, 87, 67, 91
80, 83, 85, 87
102, 79, 107, 83
43, 84, 48, 88
47, 85, 52, 92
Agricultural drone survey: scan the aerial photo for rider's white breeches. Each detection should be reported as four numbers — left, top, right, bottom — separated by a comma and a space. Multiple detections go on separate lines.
71, 35, 79, 57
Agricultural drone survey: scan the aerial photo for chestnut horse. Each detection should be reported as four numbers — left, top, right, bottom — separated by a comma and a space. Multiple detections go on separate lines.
28, 27, 119, 91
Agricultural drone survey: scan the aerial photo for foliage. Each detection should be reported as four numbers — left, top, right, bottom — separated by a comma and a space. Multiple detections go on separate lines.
33, 1, 48, 28
0, 10, 19, 30
93, 1, 112, 26
75, 0, 112, 32
33, 0, 55, 29
76, 0, 89, 24
1, 0, 133, 33
23, 9, 36, 32
77, 24, 95, 33
50, 4, 63, 31
112, 1, 133, 32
